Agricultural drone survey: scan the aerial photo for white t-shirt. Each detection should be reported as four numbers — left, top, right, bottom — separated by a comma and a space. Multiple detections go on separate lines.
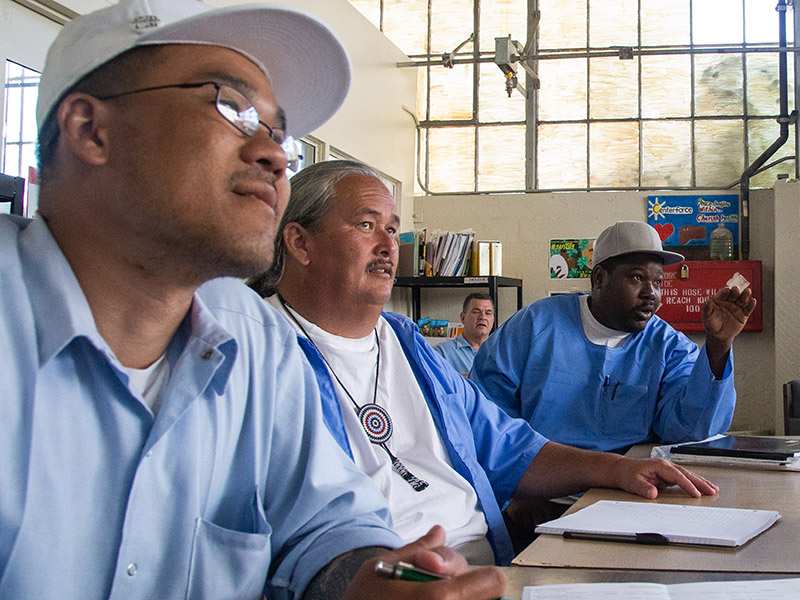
579, 295, 630, 348
123, 354, 169, 416
281, 305, 491, 561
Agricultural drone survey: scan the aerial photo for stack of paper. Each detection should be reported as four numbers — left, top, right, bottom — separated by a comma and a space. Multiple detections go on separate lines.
522, 578, 800, 600
534, 500, 780, 548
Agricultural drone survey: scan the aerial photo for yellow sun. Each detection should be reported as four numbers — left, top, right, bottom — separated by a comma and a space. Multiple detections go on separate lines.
648, 198, 666, 220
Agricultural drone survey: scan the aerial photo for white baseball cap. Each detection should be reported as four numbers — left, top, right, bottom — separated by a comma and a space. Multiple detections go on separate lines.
36, 0, 351, 139
593, 221, 684, 267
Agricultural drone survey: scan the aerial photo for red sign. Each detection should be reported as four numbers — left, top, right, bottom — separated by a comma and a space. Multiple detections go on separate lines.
658, 261, 762, 332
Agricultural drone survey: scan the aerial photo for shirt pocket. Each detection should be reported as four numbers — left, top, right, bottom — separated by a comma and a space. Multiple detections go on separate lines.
600, 383, 650, 438
185, 517, 272, 600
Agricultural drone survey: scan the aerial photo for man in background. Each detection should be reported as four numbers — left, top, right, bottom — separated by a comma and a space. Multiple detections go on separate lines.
435, 292, 494, 376
0, 1, 508, 599
249, 160, 719, 567
472, 220, 756, 453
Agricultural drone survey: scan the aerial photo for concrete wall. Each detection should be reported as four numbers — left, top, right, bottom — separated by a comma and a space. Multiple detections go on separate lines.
402, 182, 800, 434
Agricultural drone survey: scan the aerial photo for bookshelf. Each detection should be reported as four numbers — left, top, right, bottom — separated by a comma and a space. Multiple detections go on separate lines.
394, 276, 523, 330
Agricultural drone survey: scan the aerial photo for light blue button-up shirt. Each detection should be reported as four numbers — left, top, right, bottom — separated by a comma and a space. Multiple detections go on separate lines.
434, 335, 478, 376
0, 215, 401, 600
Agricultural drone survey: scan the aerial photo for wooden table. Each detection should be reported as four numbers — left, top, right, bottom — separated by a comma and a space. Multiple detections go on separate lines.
499, 444, 800, 598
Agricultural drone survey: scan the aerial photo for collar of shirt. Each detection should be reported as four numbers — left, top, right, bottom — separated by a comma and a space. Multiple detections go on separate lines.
454, 334, 476, 351
19, 217, 236, 392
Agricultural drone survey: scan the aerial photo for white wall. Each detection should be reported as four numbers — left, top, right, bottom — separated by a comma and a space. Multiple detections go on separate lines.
406, 183, 799, 435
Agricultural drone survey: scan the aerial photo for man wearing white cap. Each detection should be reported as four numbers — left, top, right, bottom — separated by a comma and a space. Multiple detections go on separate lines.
472, 221, 756, 453
0, 1, 507, 599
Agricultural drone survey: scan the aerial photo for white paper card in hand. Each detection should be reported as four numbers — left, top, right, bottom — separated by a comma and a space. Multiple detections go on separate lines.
725, 271, 750, 291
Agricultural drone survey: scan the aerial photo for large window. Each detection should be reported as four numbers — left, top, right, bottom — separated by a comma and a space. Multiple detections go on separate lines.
2, 60, 40, 180
348, 0, 796, 193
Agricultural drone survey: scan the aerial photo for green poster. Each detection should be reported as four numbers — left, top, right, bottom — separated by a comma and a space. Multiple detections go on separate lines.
550, 239, 594, 279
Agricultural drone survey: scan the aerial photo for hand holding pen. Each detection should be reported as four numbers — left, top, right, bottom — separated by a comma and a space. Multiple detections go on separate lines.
341, 525, 507, 600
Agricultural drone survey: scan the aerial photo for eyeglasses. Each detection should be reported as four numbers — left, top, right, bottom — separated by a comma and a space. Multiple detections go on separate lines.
95, 81, 301, 171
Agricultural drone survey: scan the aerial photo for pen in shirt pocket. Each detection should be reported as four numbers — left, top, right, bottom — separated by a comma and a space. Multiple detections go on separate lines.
374, 560, 514, 599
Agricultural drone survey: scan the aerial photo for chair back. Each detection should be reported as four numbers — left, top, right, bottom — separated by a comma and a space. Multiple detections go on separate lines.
783, 380, 800, 435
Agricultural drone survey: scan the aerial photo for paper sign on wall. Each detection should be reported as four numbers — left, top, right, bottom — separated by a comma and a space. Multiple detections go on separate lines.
550, 239, 594, 279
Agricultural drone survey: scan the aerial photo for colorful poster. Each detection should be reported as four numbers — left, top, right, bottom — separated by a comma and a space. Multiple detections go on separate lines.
647, 194, 739, 260
550, 239, 594, 279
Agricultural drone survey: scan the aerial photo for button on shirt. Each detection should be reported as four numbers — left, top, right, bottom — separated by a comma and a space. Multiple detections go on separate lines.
0, 216, 401, 600
434, 335, 477, 375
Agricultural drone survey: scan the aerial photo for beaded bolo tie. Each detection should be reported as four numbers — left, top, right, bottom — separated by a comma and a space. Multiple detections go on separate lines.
279, 296, 429, 492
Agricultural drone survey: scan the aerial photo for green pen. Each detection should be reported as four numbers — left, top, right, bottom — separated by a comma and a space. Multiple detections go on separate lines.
374, 560, 514, 599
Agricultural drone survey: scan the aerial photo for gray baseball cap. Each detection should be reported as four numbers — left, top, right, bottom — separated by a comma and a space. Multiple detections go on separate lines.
593, 221, 684, 267
36, 0, 351, 139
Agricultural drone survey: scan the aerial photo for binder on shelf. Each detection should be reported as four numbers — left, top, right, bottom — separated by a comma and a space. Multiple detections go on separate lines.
489, 241, 502, 276
471, 240, 491, 276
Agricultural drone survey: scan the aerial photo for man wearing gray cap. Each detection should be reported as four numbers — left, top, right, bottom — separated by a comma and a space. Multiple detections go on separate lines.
0, 1, 507, 599
472, 220, 756, 454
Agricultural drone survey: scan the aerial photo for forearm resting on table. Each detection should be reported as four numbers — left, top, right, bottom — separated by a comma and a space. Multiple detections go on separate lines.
513, 442, 624, 500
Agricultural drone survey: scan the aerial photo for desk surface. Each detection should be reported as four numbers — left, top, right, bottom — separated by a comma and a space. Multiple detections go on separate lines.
503, 444, 800, 597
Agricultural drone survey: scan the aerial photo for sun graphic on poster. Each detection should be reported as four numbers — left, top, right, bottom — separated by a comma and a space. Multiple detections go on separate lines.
648, 198, 667, 220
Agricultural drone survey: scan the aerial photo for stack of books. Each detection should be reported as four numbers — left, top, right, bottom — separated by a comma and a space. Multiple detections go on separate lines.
398, 229, 502, 277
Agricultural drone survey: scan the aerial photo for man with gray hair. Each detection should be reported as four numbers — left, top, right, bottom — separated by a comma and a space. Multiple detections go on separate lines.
472, 220, 756, 453
0, 1, 510, 599
250, 161, 719, 568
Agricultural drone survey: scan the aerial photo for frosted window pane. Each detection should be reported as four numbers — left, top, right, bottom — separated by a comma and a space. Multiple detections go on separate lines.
539, 0, 587, 49
3, 145, 20, 177
22, 86, 39, 142
694, 54, 744, 117
477, 125, 526, 191
641, 120, 692, 187
589, 56, 638, 119
747, 53, 793, 116
20, 143, 37, 181
479, 0, 527, 53
538, 123, 587, 189
429, 63, 473, 120
431, 0, 474, 54
479, 62, 525, 122
748, 119, 796, 188
589, 121, 639, 187
416, 67, 428, 120
641, 55, 691, 118
5, 87, 22, 142
642, 0, 689, 46
416, 131, 428, 195
694, 120, 744, 187
347, 0, 381, 29
590, 0, 637, 48
384, 0, 429, 55
746, 0, 790, 44
428, 127, 475, 192
6, 61, 22, 80
693, 0, 743, 45
538, 58, 587, 121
